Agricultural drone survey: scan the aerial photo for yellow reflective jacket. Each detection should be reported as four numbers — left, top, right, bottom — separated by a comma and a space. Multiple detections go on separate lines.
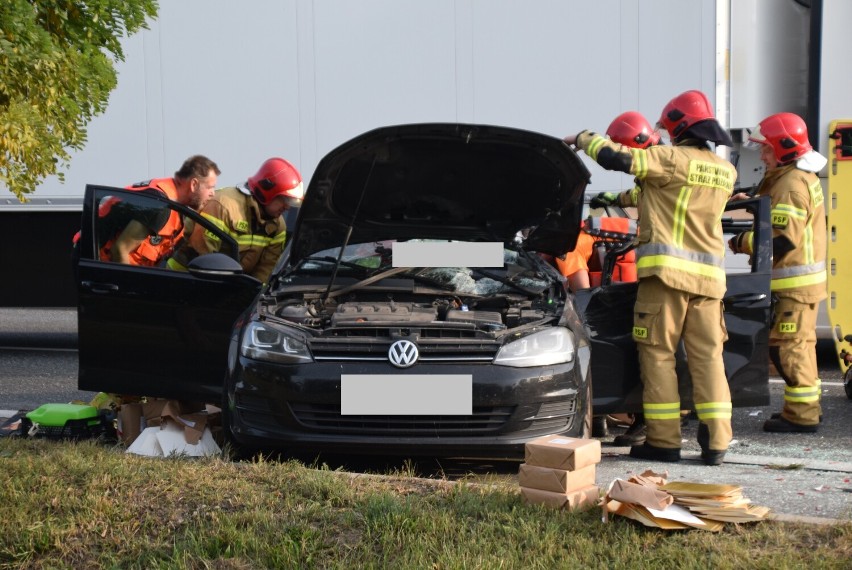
577, 131, 736, 299
738, 164, 826, 302
171, 186, 287, 283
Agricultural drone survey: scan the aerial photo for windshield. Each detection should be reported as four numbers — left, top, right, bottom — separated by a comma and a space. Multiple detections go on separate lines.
280, 240, 554, 296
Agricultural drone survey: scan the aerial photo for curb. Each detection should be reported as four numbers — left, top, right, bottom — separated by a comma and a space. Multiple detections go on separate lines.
769, 513, 846, 526
603, 447, 852, 473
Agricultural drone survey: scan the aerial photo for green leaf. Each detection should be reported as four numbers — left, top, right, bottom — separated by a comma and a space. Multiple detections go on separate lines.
0, 0, 159, 200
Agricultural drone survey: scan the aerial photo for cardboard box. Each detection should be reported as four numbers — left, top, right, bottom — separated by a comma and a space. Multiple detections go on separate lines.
521, 485, 600, 512
141, 399, 211, 445
117, 402, 144, 447
524, 435, 601, 470
518, 463, 596, 494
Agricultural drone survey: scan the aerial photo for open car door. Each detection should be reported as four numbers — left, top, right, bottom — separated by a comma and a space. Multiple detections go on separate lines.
75, 185, 263, 402
579, 196, 772, 414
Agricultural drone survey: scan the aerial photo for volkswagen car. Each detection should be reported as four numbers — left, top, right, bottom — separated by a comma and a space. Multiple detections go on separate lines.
75, 123, 772, 458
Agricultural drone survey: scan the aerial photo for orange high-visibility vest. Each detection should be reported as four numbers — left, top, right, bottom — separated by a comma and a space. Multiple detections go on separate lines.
99, 178, 184, 266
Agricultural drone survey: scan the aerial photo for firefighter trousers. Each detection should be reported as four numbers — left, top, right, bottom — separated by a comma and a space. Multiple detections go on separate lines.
633, 277, 732, 451
770, 296, 821, 425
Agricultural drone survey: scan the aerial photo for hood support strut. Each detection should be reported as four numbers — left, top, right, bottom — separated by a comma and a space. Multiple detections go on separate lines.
321, 154, 378, 305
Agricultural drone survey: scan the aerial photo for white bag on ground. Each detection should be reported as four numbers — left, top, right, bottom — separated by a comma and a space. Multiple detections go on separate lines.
126, 421, 220, 457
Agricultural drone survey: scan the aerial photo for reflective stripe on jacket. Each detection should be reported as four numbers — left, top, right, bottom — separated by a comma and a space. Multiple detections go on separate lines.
577, 131, 736, 298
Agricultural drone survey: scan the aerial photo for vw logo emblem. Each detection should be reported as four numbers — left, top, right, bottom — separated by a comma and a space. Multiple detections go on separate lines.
388, 340, 419, 368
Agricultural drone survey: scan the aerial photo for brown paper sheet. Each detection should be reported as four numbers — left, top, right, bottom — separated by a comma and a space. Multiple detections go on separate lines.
608, 479, 673, 510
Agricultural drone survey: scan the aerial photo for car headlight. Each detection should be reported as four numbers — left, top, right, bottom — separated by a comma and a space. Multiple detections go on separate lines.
493, 328, 575, 368
240, 321, 313, 364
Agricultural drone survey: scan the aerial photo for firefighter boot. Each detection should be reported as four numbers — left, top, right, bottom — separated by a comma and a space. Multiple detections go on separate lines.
697, 422, 726, 466
763, 416, 819, 433
629, 442, 680, 463
613, 414, 646, 446
771, 411, 822, 423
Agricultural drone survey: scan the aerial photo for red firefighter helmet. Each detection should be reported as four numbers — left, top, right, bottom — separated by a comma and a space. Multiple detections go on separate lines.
747, 112, 812, 164
658, 90, 715, 139
247, 157, 304, 205
606, 111, 660, 149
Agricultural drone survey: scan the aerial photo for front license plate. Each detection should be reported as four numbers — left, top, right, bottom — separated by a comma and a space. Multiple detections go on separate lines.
341, 374, 473, 415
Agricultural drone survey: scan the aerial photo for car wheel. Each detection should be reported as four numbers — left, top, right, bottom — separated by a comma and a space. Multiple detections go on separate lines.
580, 382, 594, 438
221, 393, 257, 461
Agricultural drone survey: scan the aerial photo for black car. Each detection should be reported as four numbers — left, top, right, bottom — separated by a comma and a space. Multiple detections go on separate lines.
75, 123, 772, 458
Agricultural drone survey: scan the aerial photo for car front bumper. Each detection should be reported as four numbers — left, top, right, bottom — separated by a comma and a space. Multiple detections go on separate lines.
225, 358, 587, 458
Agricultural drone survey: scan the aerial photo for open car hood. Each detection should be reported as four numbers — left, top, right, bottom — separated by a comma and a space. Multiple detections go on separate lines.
288, 123, 590, 263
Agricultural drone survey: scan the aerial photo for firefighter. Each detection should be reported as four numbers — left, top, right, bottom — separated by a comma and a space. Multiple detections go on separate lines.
169, 157, 304, 283
559, 111, 657, 291
564, 90, 737, 465
729, 112, 827, 433
96, 155, 220, 266
560, 111, 655, 445
589, 110, 661, 211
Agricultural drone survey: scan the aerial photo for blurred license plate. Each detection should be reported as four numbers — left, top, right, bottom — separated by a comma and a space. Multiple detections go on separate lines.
341, 374, 472, 415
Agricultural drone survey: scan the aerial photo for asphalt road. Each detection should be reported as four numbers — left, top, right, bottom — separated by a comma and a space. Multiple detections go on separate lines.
0, 308, 89, 410
2, 308, 851, 522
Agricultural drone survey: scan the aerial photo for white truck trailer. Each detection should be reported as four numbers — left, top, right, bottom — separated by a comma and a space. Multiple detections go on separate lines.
1, 0, 848, 319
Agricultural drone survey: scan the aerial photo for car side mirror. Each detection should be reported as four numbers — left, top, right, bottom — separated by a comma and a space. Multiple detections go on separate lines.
187, 252, 245, 276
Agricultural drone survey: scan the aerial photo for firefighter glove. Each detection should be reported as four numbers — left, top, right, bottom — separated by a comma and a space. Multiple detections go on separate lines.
590, 192, 618, 208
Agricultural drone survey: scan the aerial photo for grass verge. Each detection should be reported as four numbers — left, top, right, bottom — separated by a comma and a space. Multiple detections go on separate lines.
1, 438, 850, 569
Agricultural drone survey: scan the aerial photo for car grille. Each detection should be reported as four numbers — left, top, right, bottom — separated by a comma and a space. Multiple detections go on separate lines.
289, 402, 514, 435
236, 395, 579, 438
287, 397, 578, 437
309, 328, 501, 363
